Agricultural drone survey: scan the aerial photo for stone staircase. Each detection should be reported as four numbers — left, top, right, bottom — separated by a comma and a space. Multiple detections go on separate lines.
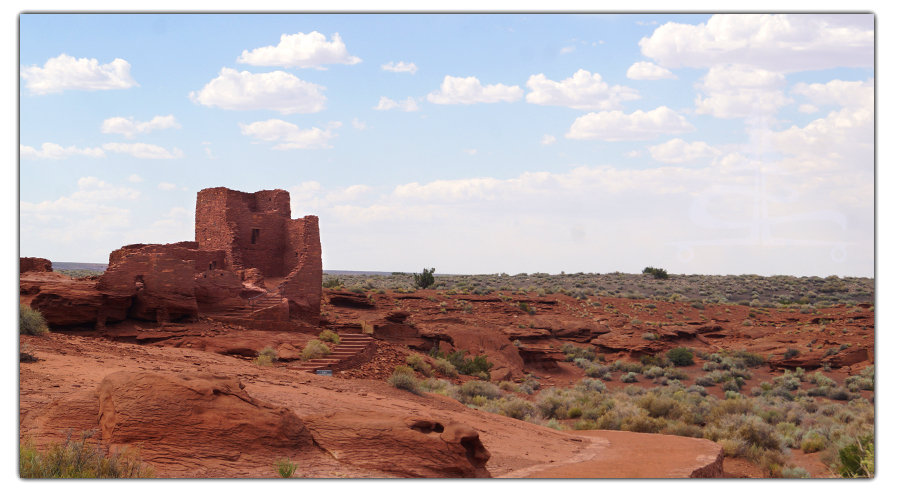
289, 332, 375, 374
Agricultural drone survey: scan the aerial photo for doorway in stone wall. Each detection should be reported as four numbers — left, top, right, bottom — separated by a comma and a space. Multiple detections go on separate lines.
251, 228, 260, 244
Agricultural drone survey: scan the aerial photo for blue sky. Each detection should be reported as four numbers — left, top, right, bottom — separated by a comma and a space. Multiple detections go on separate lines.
18, 13, 875, 277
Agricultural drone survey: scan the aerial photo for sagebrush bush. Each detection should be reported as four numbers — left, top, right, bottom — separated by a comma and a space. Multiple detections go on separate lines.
20, 306, 48, 336
406, 354, 431, 375
388, 366, 421, 394
20, 430, 154, 478
301, 340, 331, 361
433, 358, 458, 377
458, 380, 502, 403
255, 345, 277, 366
319, 330, 340, 344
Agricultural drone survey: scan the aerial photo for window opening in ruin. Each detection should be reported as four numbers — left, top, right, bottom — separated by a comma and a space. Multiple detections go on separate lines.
251, 228, 260, 244
209, 261, 217, 270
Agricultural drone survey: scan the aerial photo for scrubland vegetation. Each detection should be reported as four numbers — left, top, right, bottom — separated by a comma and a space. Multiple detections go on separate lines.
390, 346, 874, 478
323, 271, 873, 308
20, 430, 154, 478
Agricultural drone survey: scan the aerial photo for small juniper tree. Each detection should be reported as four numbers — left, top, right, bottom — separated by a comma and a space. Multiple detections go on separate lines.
413, 268, 436, 289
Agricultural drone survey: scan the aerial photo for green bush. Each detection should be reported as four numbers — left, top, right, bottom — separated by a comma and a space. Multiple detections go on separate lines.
620, 372, 638, 383
428, 347, 493, 376
301, 340, 331, 361
274, 457, 298, 478
406, 354, 431, 375
19, 430, 154, 478
642, 267, 669, 280
666, 347, 694, 366
838, 434, 874, 478
20, 306, 48, 336
413, 268, 436, 289
319, 330, 340, 344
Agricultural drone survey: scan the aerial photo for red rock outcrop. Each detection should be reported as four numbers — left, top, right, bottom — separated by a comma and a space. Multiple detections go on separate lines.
302, 411, 491, 478
30, 282, 132, 327
20, 257, 52, 273
95, 371, 314, 475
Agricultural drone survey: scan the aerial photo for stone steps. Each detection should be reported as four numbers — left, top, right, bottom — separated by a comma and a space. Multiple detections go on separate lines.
290, 332, 375, 374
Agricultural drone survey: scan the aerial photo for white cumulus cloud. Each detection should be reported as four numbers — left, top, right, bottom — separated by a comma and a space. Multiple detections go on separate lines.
648, 138, 721, 164
128, 174, 144, 182
639, 14, 874, 73
566, 106, 696, 141
237, 31, 361, 68
102, 143, 185, 159
189, 68, 327, 114
158, 182, 177, 190
426, 76, 523, 105
525, 70, 640, 110
560, 46, 576, 54
381, 61, 418, 74
20, 143, 106, 160
463, 149, 477, 155
374, 96, 420, 112
352, 118, 367, 130
694, 64, 791, 119
541, 134, 557, 146
792, 79, 874, 110
238, 119, 339, 150
626, 61, 677, 80
101, 115, 181, 138
20, 53, 138, 95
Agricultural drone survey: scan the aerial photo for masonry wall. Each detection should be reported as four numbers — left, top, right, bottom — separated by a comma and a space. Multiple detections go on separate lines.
282, 215, 322, 323
108, 242, 225, 273
195, 188, 293, 276
195, 188, 236, 271
98, 252, 198, 321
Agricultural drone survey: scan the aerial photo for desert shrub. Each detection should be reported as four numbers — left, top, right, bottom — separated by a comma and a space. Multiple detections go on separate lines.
567, 407, 583, 419
575, 378, 607, 393
613, 360, 644, 373
459, 380, 502, 403
642, 267, 669, 280
584, 362, 610, 379
781, 466, 811, 478
620, 372, 638, 383
413, 268, 436, 289
498, 381, 518, 392
322, 277, 343, 288
686, 385, 707, 396
406, 354, 432, 376
429, 348, 494, 376
319, 330, 341, 344
255, 345, 277, 366
560, 343, 597, 361
20, 306, 48, 336
301, 340, 331, 361
838, 434, 874, 478
662, 367, 689, 380
274, 457, 298, 478
643, 366, 664, 379
800, 431, 826, 453
827, 386, 850, 401
543, 419, 564, 431
388, 366, 421, 394
783, 348, 800, 359
19, 430, 154, 478
418, 377, 455, 395
737, 416, 781, 451
642, 332, 659, 340
666, 347, 694, 366
433, 358, 458, 378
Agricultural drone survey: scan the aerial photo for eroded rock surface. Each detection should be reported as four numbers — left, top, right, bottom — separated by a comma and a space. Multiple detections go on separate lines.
302, 411, 491, 478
